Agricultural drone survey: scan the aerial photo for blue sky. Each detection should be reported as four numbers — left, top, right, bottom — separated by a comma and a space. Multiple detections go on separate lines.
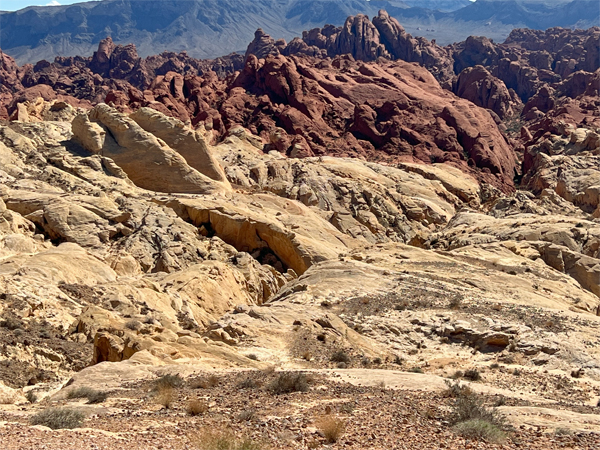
1, 0, 86, 11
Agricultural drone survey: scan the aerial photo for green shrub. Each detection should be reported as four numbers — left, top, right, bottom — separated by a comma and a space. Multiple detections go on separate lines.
453, 419, 506, 443
30, 407, 85, 429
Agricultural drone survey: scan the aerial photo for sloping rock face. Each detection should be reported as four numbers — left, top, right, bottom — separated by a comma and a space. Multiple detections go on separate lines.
71, 104, 231, 194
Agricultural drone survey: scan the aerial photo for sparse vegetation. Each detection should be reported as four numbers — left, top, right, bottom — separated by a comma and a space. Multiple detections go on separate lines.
453, 419, 506, 443
451, 370, 464, 379
408, 366, 423, 374
463, 369, 481, 381
339, 402, 355, 414
155, 385, 174, 409
124, 320, 143, 331
444, 380, 474, 398
30, 407, 85, 429
66, 386, 108, 404
187, 399, 209, 416
446, 379, 506, 443
190, 428, 265, 450
331, 349, 351, 364
155, 373, 184, 390
316, 416, 345, 444
449, 295, 463, 309
25, 390, 38, 404
555, 427, 573, 436
268, 372, 310, 394
237, 408, 257, 422
190, 374, 219, 389
237, 377, 261, 389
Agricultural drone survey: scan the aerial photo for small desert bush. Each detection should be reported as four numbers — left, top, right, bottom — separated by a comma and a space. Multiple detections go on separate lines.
463, 369, 481, 381
339, 402, 355, 414
237, 408, 257, 422
448, 295, 463, 309
451, 370, 464, 379
444, 380, 473, 398
246, 354, 259, 361
187, 399, 209, 416
331, 349, 351, 364
408, 366, 423, 374
447, 383, 506, 443
453, 419, 506, 443
190, 374, 220, 389
317, 416, 345, 444
268, 372, 309, 394
30, 407, 85, 429
155, 373, 184, 390
125, 320, 143, 331
155, 385, 174, 409
25, 391, 38, 404
238, 377, 261, 389
66, 387, 107, 404
447, 381, 504, 429
190, 428, 265, 450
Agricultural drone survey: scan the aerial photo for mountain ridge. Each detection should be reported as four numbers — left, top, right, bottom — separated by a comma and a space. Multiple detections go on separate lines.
1, 0, 597, 65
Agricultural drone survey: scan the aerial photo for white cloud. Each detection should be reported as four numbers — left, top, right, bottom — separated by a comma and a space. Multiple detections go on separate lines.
46, 1, 61, 5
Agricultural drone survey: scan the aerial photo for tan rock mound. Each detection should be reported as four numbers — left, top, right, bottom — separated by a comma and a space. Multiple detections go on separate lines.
72, 104, 230, 194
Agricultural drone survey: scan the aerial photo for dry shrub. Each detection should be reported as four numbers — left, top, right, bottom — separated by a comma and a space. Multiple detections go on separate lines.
237, 408, 257, 422
155, 374, 183, 390
237, 377, 261, 389
189, 428, 265, 450
66, 386, 108, 404
187, 399, 209, 416
30, 407, 85, 429
155, 385, 174, 409
463, 369, 481, 381
331, 350, 350, 363
445, 380, 505, 424
444, 380, 473, 398
190, 374, 220, 389
316, 416, 345, 444
268, 372, 309, 394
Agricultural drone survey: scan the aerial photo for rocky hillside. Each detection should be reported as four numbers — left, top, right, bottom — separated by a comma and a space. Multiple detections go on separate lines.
0, 96, 599, 448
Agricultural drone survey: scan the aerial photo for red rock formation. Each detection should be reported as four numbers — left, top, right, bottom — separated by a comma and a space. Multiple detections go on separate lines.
453, 65, 520, 119
227, 53, 516, 191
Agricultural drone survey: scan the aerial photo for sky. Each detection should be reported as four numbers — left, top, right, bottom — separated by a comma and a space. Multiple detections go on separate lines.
1, 0, 87, 10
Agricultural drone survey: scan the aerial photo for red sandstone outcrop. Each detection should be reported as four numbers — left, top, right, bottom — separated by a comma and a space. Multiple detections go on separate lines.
227, 53, 516, 191
453, 65, 520, 119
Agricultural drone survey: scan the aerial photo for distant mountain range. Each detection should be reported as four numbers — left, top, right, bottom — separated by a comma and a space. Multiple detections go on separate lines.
1, 0, 598, 64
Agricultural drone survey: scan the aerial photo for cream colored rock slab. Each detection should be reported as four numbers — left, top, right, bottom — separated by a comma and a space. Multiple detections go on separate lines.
500, 406, 600, 433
